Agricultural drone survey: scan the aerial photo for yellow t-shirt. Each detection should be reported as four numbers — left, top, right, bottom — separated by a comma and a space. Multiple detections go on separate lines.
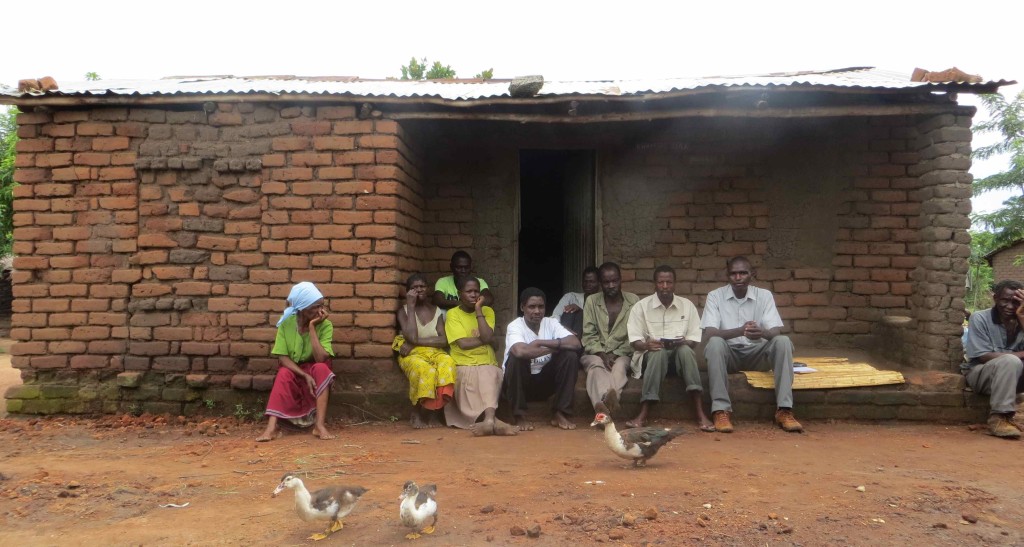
444, 306, 496, 366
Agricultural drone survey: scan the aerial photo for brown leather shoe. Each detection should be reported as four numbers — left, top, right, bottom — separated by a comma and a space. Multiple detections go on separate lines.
987, 414, 1022, 439
774, 409, 803, 432
712, 411, 733, 433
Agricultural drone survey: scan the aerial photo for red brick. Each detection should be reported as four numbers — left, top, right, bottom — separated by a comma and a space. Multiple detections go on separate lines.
70, 355, 110, 369
335, 181, 374, 194
78, 122, 115, 136
138, 233, 178, 248
320, 167, 355, 179
196, 235, 238, 251
230, 342, 271, 357
336, 151, 375, 164
153, 327, 194, 340
356, 196, 398, 210
270, 225, 312, 239
333, 120, 373, 133
49, 341, 88, 354
291, 121, 332, 135
852, 281, 889, 295
13, 256, 49, 270
357, 135, 398, 148
355, 225, 397, 239
870, 269, 908, 282
99, 166, 136, 180
287, 240, 330, 253
318, 106, 357, 120
51, 166, 93, 181
269, 196, 312, 209
313, 136, 355, 150
89, 340, 127, 353
272, 136, 310, 151
35, 152, 73, 167
16, 139, 54, 153
290, 152, 332, 167
291, 181, 333, 195
313, 255, 354, 268
98, 195, 137, 209
132, 284, 172, 297
92, 136, 130, 151
271, 168, 312, 181
71, 326, 111, 340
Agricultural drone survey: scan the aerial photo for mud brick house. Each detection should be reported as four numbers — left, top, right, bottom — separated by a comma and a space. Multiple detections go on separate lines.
0, 67, 1014, 416
984, 239, 1024, 282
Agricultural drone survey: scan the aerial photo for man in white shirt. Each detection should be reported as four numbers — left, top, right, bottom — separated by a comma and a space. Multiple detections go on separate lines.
551, 266, 601, 336
625, 265, 712, 431
701, 256, 802, 433
501, 287, 582, 431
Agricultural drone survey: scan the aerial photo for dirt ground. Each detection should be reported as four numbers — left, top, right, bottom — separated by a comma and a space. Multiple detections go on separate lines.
0, 411, 1022, 547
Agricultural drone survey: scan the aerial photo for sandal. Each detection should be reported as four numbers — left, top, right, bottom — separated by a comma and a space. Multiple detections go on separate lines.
698, 424, 716, 433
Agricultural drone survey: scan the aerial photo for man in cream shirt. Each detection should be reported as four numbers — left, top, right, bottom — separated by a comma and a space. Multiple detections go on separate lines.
625, 265, 711, 430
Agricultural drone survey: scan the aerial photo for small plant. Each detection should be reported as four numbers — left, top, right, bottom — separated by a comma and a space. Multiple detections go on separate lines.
127, 403, 142, 417
388, 415, 399, 422
233, 403, 251, 422
203, 399, 216, 410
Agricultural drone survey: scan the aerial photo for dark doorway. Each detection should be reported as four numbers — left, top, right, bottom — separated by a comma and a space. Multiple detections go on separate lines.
517, 150, 595, 314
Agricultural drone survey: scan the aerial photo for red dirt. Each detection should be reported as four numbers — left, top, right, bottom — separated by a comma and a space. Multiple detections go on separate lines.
0, 414, 1021, 546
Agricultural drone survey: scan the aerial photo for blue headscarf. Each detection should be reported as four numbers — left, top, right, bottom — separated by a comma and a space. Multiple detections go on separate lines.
276, 282, 324, 327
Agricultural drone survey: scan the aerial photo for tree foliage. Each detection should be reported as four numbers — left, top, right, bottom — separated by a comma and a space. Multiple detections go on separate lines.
85, 72, 101, 81
966, 230, 996, 311
0, 107, 19, 257
399, 57, 492, 81
972, 90, 1024, 246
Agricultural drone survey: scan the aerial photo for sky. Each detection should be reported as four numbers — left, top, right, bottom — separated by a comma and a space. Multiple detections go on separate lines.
3, 0, 1021, 216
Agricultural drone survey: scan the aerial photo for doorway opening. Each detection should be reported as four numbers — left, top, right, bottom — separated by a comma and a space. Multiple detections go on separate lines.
517, 150, 596, 314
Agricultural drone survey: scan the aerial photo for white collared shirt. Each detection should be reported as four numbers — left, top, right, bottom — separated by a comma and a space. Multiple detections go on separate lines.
700, 285, 783, 346
626, 293, 702, 377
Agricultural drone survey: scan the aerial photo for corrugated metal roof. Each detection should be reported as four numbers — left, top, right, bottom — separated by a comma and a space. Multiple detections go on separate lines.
0, 67, 1013, 102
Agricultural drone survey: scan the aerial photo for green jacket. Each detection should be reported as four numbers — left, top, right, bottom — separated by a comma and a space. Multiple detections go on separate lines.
582, 291, 639, 357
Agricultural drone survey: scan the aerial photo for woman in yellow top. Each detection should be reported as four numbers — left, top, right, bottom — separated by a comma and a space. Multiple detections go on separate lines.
257, 282, 336, 442
444, 276, 518, 436
394, 273, 456, 428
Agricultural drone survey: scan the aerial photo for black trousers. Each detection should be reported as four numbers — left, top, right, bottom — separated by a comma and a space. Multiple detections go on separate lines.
501, 351, 579, 417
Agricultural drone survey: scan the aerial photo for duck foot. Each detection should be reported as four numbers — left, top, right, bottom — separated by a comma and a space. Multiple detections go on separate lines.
309, 532, 330, 541
330, 520, 344, 533
405, 532, 422, 540
421, 525, 436, 535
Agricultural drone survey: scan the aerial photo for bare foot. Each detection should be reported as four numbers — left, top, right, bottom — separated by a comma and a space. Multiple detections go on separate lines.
551, 412, 576, 430
624, 417, 646, 428
493, 419, 519, 436
426, 412, 444, 428
471, 416, 496, 437
410, 411, 428, 429
256, 429, 282, 442
513, 416, 534, 432
312, 425, 337, 440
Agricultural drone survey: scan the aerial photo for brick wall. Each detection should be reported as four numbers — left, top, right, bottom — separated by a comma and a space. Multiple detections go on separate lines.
6, 104, 974, 414
8, 103, 422, 413
987, 242, 1024, 283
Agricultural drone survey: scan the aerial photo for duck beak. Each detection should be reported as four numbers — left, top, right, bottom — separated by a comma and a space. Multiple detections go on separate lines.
272, 483, 286, 497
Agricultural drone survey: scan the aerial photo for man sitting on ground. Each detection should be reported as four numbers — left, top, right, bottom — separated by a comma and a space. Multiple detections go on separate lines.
702, 256, 802, 433
551, 266, 601, 337
581, 262, 639, 416
626, 265, 712, 431
501, 287, 581, 431
963, 280, 1024, 439
433, 250, 494, 310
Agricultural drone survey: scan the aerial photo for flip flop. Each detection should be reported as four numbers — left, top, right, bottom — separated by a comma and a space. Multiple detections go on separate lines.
698, 424, 716, 433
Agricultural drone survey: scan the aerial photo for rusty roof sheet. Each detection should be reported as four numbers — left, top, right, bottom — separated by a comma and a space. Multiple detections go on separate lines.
0, 67, 1014, 102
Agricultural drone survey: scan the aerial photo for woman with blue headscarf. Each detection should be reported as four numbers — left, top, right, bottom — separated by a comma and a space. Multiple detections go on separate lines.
257, 282, 337, 441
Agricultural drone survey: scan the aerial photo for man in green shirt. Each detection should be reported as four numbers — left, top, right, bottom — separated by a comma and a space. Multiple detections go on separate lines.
433, 250, 495, 310
581, 262, 639, 416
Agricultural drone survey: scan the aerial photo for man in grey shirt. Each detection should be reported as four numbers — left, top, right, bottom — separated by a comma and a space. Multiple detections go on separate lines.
963, 279, 1024, 439
701, 256, 801, 433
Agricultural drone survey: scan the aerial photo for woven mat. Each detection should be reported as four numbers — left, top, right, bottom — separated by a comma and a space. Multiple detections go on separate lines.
741, 356, 905, 390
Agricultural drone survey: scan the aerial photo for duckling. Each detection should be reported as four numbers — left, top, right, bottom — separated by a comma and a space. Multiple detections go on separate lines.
398, 481, 438, 539
272, 473, 367, 541
590, 412, 685, 468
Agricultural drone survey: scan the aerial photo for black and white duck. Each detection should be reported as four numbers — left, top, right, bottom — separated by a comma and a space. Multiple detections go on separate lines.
590, 412, 685, 468
272, 473, 367, 541
398, 481, 438, 540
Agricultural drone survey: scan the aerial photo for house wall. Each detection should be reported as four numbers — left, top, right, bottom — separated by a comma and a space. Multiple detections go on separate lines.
5, 103, 973, 414
988, 242, 1024, 283
7, 103, 423, 413
408, 113, 972, 370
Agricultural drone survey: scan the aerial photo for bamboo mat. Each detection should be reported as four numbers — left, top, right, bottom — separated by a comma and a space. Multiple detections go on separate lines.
741, 356, 905, 390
